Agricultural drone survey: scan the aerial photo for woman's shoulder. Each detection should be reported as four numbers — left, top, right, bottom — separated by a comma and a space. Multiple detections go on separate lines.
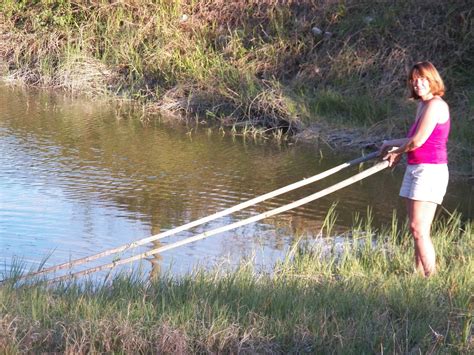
428, 96, 449, 109
426, 97, 450, 122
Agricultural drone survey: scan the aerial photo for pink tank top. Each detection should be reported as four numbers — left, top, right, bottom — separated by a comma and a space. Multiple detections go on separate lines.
406, 118, 450, 164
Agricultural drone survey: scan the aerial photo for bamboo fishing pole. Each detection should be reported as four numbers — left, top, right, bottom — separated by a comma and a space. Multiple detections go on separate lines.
49, 159, 389, 283
17, 151, 380, 280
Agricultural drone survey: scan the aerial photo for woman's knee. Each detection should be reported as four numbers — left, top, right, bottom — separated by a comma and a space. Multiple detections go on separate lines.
409, 221, 430, 240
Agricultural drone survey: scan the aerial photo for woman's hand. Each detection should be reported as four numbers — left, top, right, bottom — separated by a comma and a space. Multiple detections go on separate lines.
382, 151, 402, 167
378, 138, 409, 167
378, 140, 402, 167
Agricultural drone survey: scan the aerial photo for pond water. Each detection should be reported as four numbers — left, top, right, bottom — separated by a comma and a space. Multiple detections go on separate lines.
0, 85, 472, 280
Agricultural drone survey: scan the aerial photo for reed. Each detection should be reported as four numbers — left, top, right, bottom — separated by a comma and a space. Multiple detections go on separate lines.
1, 210, 472, 353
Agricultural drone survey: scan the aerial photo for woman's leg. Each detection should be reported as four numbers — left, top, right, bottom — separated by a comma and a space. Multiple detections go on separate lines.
406, 199, 438, 276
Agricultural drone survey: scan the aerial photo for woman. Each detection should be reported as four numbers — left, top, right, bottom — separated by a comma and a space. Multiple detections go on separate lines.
380, 61, 450, 277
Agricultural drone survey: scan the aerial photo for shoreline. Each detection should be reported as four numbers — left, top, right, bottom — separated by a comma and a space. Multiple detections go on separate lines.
1, 77, 472, 181
1, 0, 472, 179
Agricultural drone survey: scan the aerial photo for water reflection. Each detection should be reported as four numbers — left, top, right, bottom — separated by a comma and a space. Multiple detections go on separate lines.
148, 225, 163, 281
0, 85, 471, 279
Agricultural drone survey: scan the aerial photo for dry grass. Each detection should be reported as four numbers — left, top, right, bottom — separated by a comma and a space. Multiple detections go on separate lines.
0, 209, 472, 353
0, 0, 473, 172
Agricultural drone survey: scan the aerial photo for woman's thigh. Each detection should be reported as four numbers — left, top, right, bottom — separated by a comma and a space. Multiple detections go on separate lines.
406, 199, 438, 230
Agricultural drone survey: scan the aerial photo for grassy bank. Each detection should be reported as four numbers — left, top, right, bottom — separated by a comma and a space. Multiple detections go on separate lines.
0, 0, 473, 172
1, 211, 472, 353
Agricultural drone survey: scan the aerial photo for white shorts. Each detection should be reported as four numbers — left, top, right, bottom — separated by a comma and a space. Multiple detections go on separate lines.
399, 164, 449, 204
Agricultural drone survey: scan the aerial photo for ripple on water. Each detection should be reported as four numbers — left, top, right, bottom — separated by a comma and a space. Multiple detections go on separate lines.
0, 85, 472, 279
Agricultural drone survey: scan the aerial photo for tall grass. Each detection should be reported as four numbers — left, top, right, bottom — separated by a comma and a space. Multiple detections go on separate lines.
0, 0, 473, 170
1, 210, 472, 353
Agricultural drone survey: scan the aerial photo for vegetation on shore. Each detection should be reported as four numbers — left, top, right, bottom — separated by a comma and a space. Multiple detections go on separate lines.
0, 0, 473, 174
1, 210, 472, 353
1, 3, 472, 352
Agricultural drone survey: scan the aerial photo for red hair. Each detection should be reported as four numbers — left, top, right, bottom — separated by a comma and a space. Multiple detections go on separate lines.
408, 61, 445, 99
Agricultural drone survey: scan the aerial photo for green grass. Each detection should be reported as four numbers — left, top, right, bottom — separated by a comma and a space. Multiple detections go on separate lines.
0, 0, 473, 171
307, 89, 393, 126
1, 210, 472, 353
